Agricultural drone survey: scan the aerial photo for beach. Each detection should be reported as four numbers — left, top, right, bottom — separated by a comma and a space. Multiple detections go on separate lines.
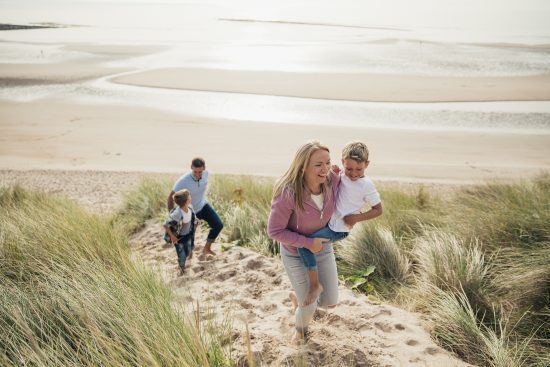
1, 24, 549, 183
1, 95, 549, 183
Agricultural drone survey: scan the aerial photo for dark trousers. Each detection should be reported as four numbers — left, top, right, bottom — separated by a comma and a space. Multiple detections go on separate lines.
196, 203, 224, 242
175, 236, 193, 268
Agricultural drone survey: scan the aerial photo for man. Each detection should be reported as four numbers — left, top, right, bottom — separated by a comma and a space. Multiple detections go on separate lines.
167, 157, 223, 258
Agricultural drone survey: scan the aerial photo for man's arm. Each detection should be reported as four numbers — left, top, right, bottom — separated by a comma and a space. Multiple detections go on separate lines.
343, 203, 383, 228
167, 191, 175, 211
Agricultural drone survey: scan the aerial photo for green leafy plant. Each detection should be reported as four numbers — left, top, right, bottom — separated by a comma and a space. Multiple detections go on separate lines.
343, 266, 376, 294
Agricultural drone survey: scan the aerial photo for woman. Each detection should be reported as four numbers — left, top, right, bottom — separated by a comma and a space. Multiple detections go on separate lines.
267, 140, 341, 342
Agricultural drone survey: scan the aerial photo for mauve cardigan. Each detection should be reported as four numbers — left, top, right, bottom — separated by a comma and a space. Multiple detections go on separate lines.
267, 171, 340, 254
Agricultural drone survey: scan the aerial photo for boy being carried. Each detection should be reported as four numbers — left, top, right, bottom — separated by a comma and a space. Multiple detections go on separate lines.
164, 189, 197, 275
299, 141, 383, 306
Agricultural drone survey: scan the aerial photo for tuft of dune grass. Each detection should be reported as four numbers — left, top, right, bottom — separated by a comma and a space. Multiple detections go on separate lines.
425, 285, 540, 367
338, 224, 411, 294
413, 229, 498, 313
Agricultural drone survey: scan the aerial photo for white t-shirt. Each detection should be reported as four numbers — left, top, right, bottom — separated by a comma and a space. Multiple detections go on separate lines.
329, 174, 381, 232
311, 192, 324, 211
168, 205, 194, 236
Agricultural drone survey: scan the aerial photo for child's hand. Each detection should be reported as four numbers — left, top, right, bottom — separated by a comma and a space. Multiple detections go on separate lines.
331, 165, 340, 174
343, 214, 358, 228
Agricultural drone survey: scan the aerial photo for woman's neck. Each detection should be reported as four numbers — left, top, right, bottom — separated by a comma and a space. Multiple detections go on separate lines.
305, 181, 322, 195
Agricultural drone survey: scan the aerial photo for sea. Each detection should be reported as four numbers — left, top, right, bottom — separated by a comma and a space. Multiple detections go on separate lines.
1, 0, 550, 133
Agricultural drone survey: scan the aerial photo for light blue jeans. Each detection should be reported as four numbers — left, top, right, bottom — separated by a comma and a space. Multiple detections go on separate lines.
298, 226, 348, 270
281, 243, 339, 333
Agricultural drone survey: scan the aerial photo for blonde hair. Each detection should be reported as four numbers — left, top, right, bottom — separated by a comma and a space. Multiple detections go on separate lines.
173, 189, 190, 207
342, 141, 369, 162
273, 140, 330, 210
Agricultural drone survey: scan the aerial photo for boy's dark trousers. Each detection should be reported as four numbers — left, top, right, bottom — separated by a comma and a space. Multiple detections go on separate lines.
174, 234, 193, 269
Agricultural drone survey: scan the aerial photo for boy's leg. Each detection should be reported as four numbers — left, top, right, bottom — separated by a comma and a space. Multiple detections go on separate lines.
184, 238, 193, 260
174, 243, 187, 274
309, 226, 348, 243
297, 248, 323, 307
196, 203, 224, 256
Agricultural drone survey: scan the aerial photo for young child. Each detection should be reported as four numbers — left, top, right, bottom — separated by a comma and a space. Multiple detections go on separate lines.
298, 141, 383, 306
163, 189, 197, 275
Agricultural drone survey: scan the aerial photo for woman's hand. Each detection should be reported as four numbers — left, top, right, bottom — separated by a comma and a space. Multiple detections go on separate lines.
311, 237, 329, 253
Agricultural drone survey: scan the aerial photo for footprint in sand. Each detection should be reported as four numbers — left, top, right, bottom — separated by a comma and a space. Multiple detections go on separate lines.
394, 323, 406, 331
261, 303, 277, 312
406, 339, 419, 346
374, 322, 392, 333
192, 264, 205, 273
424, 347, 439, 355
245, 257, 264, 270
239, 299, 254, 309
216, 269, 237, 281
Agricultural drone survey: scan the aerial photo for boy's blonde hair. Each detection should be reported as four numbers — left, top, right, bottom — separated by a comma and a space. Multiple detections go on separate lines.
273, 140, 331, 210
173, 189, 190, 207
342, 141, 369, 163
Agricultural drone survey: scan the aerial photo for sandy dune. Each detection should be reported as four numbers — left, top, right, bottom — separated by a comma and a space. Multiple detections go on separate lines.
132, 221, 473, 366
1, 169, 473, 366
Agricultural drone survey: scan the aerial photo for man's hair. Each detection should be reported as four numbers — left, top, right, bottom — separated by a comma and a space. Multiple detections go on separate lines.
173, 189, 190, 207
191, 157, 205, 168
342, 141, 369, 162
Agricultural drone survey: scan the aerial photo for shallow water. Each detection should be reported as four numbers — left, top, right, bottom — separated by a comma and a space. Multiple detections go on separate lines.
1, 0, 550, 133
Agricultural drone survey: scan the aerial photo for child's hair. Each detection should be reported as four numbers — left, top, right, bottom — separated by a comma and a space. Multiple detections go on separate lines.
342, 141, 369, 163
191, 157, 205, 168
173, 189, 190, 207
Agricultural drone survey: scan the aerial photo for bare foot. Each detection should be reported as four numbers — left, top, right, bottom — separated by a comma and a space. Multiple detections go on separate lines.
289, 292, 298, 312
179, 266, 185, 276
187, 251, 193, 260
203, 248, 216, 256
291, 330, 307, 345
302, 284, 323, 307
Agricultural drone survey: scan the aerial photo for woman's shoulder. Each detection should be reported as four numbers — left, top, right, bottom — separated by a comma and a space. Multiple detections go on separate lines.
272, 185, 296, 208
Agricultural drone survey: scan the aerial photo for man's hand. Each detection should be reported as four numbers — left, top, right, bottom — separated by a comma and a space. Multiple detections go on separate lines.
310, 237, 329, 253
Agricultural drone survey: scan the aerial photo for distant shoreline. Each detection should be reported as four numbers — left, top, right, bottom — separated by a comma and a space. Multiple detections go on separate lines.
0, 23, 60, 31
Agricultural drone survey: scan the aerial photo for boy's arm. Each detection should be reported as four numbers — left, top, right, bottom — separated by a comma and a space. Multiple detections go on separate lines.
343, 203, 383, 228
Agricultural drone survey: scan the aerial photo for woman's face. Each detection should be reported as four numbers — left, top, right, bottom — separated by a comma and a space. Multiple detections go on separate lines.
304, 149, 331, 189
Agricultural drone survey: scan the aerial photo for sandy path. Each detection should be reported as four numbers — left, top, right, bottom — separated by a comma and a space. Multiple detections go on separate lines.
131, 221, 472, 366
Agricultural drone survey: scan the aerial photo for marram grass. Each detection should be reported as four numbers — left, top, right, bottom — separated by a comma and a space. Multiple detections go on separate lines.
0, 186, 230, 366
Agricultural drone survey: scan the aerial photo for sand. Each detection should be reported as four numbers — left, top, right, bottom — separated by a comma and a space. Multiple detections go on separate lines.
1, 97, 549, 184
112, 68, 550, 103
0, 169, 473, 366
